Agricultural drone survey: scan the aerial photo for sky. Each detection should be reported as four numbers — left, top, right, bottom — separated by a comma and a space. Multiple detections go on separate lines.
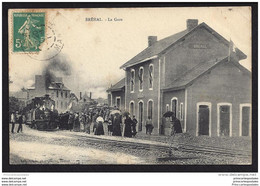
9, 7, 252, 99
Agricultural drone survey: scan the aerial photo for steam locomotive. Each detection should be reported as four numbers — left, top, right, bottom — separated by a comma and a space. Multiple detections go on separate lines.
23, 94, 59, 131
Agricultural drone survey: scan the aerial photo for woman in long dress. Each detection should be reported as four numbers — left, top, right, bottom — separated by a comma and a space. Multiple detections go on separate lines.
124, 115, 133, 138
112, 113, 122, 136
73, 113, 80, 132
94, 115, 104, 135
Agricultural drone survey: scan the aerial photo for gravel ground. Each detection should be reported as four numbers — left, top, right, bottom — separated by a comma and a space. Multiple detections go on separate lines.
9, 124, 252, 165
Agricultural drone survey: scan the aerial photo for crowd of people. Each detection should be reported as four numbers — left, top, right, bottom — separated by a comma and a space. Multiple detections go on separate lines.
59, 107, 140, 138
10, 106, 182, 138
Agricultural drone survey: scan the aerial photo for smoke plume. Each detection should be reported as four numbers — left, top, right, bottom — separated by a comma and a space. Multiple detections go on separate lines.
43, 55, 72, 86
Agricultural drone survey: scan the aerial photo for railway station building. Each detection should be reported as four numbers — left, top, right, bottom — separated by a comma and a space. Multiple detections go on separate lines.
113, 19, 251, 137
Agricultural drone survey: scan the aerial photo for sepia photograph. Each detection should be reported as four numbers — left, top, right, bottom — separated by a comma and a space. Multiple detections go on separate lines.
3, 3, 257, 173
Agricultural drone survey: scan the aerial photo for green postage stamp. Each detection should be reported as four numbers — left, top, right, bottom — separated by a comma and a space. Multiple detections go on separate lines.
13, 12, 45, 52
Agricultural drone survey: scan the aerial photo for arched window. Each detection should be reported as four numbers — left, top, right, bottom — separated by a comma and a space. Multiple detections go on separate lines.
129, 101, 135, 116
138, 67, 144, 91
130, 69, 135, 92
171, 97, 178, 118
147, 99, 153, 119
148, 64, 154, 89
138, 100, 144, 131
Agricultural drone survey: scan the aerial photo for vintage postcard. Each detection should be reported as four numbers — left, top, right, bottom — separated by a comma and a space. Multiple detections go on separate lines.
6, 6, 254, 169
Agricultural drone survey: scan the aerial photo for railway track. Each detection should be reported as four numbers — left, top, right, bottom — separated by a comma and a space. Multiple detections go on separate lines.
67, 133, 251, 158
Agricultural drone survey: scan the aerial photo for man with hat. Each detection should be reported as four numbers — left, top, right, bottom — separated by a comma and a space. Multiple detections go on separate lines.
10, 111, 17, 133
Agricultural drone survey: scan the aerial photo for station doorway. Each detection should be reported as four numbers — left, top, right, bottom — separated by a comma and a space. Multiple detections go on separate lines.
198, 105, 210, 136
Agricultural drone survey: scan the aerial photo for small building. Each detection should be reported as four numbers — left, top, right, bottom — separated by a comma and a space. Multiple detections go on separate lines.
107, 78, 125, 111
114, 19, 251, 137
27, 75, 71, 113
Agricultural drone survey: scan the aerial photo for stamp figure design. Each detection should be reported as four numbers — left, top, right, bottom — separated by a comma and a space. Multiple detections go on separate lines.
13, 12, 45, 52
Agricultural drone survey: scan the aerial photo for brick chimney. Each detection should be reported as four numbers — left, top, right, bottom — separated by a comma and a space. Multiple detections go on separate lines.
186, 19, 198, 31
148, 36, 157, 47
35, 75, 46, 93
89, 92, 92, 99
80, 92, 82, 100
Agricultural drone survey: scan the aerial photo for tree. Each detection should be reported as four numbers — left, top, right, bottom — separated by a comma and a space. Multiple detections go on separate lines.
9, 96, 25, 114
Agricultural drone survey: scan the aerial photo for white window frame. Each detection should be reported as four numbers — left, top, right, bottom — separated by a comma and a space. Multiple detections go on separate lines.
180, 102, 184, 120
217, 102, 232, 137
148, 64, 154, 90
130, 69, 135, 93
239, 103, 251, 137
196, 102, 212, 137
129, 101, 135, 116
147, 99, 154, 120
115, 96, 121, 110
166, 104, 169, 112
139, 66, 144, 92
170, 97, 178, 118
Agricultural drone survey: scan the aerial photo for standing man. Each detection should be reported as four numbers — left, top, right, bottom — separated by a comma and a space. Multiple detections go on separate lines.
17, 112, 23, 133
68, 113, 74, 131
10, 112, 16, 133
145, 116, 154, 135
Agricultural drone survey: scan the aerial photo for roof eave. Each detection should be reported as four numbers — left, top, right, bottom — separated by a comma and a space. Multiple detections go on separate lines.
107, 87, 125, 92
120, 55, 158, 69
162, 86, 186, 92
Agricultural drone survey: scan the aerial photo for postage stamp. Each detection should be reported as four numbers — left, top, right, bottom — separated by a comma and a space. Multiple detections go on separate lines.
13, 12, 45, 52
